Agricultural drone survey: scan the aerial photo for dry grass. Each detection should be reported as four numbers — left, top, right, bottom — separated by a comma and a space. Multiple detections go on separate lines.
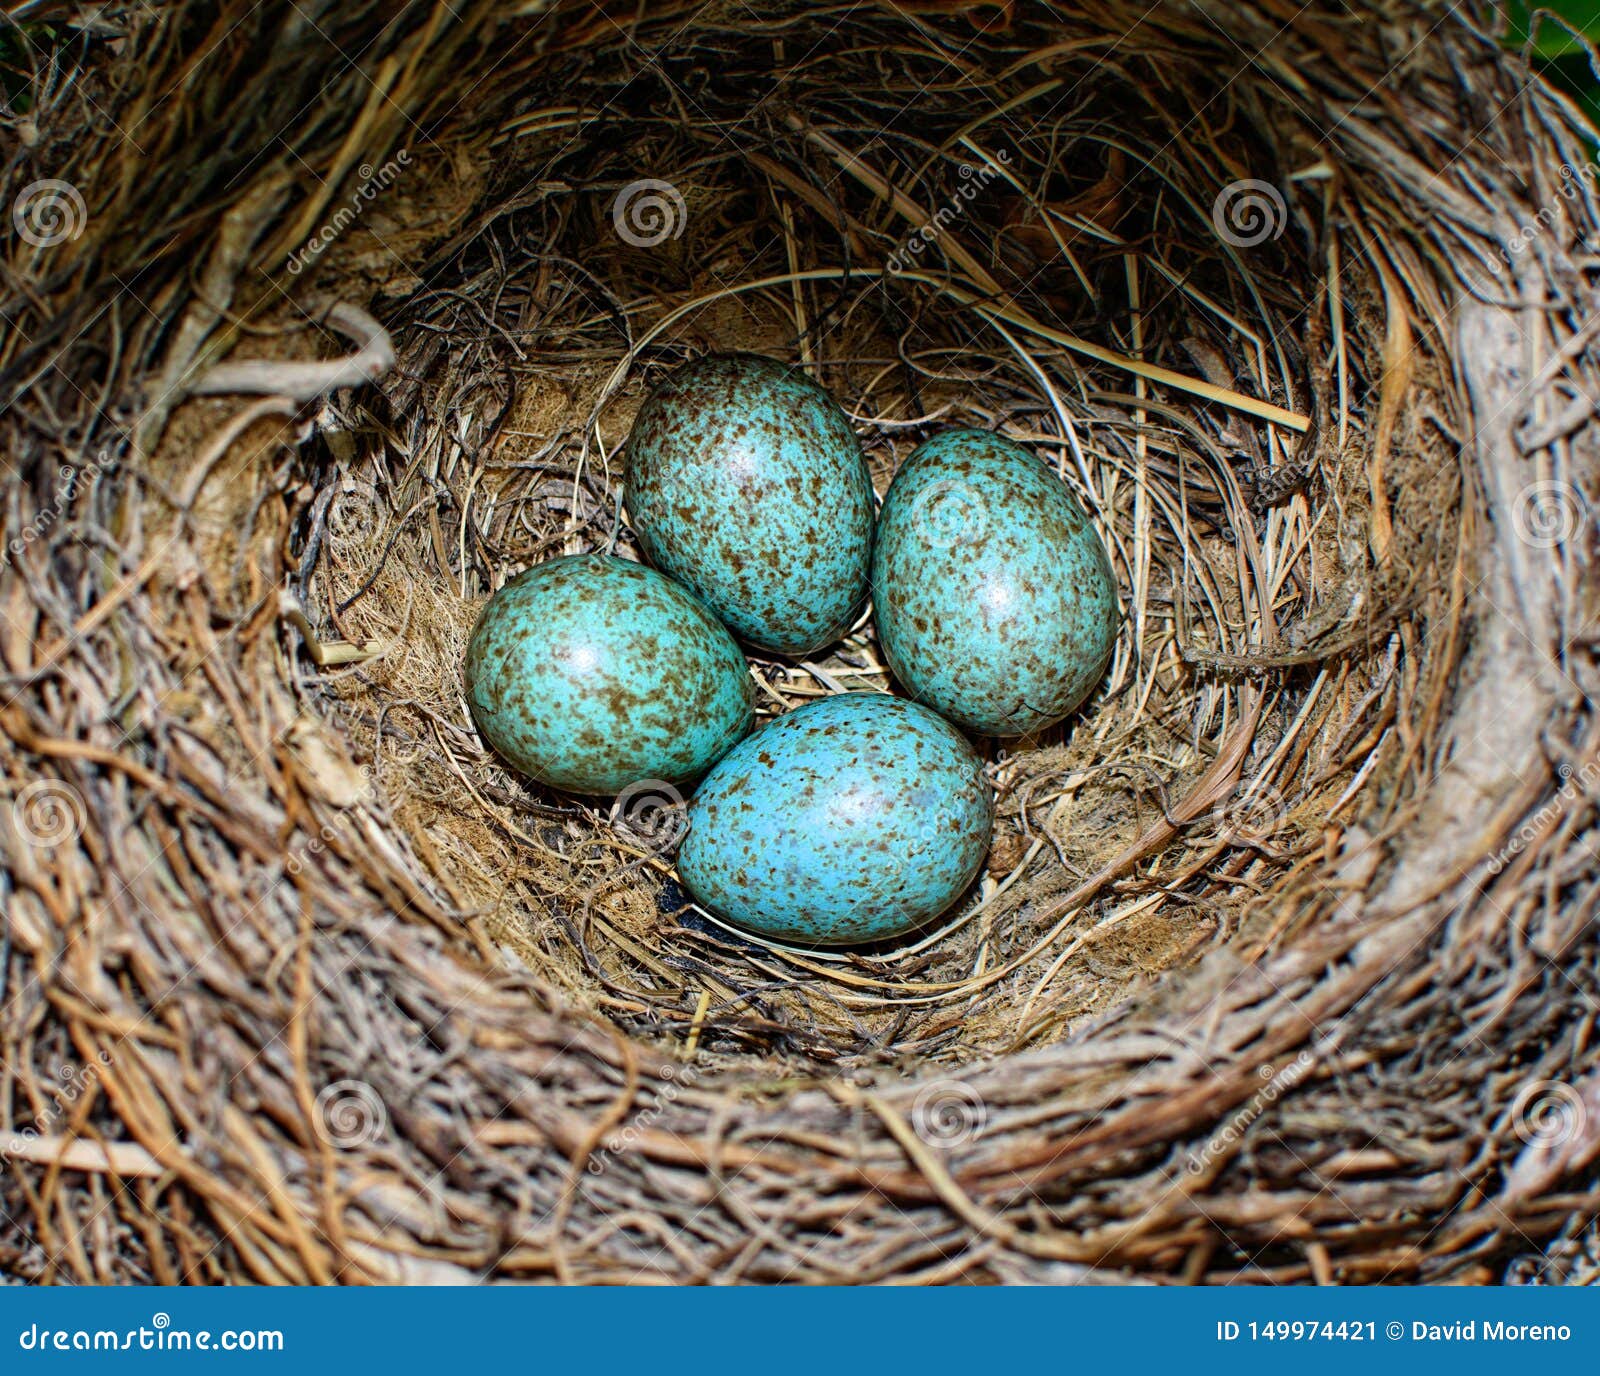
0, 0, 1596, 1283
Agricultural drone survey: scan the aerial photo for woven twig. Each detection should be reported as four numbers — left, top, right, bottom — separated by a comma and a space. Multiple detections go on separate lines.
0, 0, 1595, 1285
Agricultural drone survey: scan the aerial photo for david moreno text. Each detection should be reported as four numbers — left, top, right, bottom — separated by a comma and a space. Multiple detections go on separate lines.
1411, 1321, 1571, 1342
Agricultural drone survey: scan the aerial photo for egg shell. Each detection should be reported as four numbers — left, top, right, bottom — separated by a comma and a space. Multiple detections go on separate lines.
623, 352, 876, 655
871, 428, 1118, 737
676, 692, 993, 945
464, 554, 753, 795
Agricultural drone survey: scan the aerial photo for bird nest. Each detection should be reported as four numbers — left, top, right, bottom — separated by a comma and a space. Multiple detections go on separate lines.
2, 0, 1597, 1284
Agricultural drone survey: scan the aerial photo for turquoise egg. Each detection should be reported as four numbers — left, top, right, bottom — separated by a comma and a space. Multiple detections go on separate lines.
623, 353, 876, 655
464, 554, 753, 795
872, 428, 1118, 737
677, 693, 993, 945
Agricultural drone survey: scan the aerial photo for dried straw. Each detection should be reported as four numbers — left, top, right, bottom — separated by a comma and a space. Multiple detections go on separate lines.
0, 0, 1595, 1283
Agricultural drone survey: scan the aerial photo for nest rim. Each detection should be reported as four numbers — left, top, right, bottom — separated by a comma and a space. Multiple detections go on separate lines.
0, 0, 1595, 1285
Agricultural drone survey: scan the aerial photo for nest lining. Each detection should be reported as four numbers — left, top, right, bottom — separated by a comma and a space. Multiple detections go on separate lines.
318, 174, 1356, 1056
1, 0, 1596, 1284
297, 25, 1455, 1073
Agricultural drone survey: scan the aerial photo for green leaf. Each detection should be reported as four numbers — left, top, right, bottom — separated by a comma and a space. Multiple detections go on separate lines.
1503, 3, 1600, 154
1505, 1, 1600, 57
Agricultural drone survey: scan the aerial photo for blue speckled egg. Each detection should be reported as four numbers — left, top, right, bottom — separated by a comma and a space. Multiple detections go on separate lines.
677, 693, 993, 945
872, 428, 1118, 737
464, 554, 753, 795
623, 353, 876, 656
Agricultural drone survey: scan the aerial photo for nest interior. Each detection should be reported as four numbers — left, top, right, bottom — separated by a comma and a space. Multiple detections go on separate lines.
1, 0, 1597, 1284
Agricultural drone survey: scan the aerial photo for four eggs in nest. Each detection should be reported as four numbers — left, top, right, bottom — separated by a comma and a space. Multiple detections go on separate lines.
464, 353, 1118, 946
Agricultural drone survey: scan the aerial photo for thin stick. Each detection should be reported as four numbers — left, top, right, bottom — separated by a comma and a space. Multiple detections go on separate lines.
190, 303, 395, 402
791, 118, 1310, 432
2, 1134, 165, 1178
